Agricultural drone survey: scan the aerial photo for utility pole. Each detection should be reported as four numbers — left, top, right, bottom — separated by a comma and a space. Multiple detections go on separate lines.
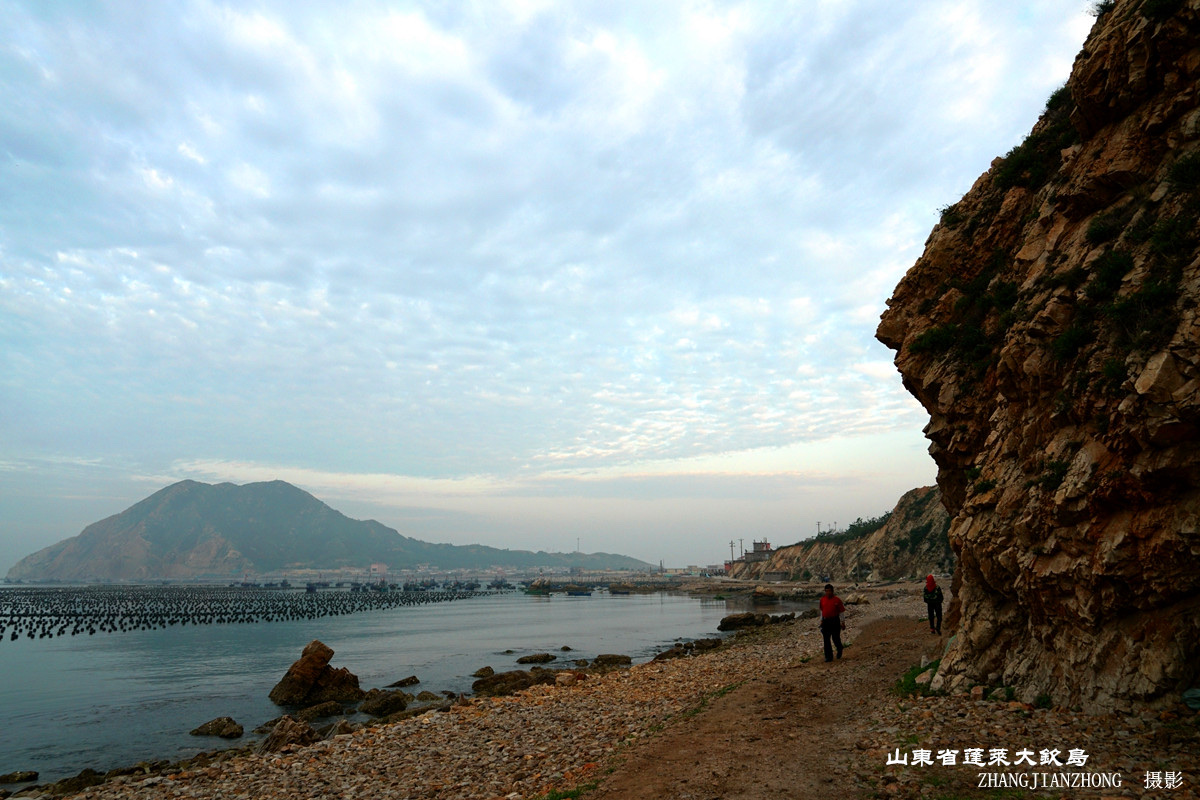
729, 540, 736, 562
817, 522, 822, 535
739, 538, 744, 558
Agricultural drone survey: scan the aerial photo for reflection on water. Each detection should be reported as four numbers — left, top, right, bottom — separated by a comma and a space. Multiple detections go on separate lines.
0, 590, 813, 783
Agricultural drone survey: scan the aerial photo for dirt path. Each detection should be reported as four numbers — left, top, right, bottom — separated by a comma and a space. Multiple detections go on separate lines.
585, 615, 937, 800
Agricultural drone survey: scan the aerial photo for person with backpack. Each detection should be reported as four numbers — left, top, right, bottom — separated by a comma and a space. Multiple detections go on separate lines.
924, 575, 944, 634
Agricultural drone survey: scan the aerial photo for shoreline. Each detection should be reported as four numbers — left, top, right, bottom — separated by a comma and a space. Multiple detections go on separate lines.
13, 582, 886, 800
16, 582, 1195, 799
2, 581, 806, 797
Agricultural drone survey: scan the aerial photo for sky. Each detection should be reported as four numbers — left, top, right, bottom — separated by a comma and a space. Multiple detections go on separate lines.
0, 0, 1095, 572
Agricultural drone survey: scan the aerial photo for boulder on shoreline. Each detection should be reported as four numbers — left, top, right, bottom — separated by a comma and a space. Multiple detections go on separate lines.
296, 701, 346, 722
320, 719, 358, 738
717, 612, 795, 631
472, 665, 494, 678
189, 717, 244, 739
360, 688, 409, 717
268, 640, 366, 706
591, 654, 632, 668
516, 652, 556, 664
0, 771, 37, 784
386, 675, 419, 688
256, 715, 319, 754
471, 668, 558, 697
654, 638, 722, 661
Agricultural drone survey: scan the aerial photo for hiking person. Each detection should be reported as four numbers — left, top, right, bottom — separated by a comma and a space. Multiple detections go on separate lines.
924, 575, 944, 634
819, 583, 846, 662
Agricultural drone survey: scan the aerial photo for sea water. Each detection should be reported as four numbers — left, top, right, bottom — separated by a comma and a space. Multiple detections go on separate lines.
0, 589, 810, 784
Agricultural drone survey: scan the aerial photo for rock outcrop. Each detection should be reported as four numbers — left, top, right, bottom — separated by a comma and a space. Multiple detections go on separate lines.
877, 0, 1200, 711
268, 640, 366, 706
256, 716, 320, 754
728, 486, 952, 582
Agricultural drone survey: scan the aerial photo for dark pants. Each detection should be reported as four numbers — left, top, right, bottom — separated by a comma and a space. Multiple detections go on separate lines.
821, 617, 843, 662
927, 602, 942, 633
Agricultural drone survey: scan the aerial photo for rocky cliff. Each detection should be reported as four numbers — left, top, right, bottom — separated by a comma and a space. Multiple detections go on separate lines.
728, 487, 952, 583
877, 0, 1200, 711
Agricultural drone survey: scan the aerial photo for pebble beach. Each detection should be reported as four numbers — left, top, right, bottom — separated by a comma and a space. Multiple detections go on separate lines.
8, 585, 1197, 800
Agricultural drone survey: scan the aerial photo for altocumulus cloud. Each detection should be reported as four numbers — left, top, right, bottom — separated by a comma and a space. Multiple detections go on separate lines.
0, 0, 1092, 565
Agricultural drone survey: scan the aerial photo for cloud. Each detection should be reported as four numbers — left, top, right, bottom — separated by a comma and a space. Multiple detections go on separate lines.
0, 0, 1092, 565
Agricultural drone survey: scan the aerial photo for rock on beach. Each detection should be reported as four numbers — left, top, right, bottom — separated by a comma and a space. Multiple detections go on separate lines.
267, 640, 365, 706
189, 717, 243, 739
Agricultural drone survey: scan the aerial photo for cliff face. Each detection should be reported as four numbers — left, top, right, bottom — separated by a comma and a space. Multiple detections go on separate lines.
729, 487, 953, 583
877, 0, 1200, 711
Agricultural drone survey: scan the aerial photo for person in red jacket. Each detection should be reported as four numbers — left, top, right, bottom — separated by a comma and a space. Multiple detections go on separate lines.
819, 583, 846, 662
924, 575, 944, 634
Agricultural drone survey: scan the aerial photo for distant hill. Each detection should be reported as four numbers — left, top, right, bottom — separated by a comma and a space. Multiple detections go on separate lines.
5, 480, 654, 581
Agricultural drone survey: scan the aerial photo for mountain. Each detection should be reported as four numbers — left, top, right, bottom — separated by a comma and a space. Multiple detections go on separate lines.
727, 486, 952, 583
877, 0, 1200, 711
5, 480, 654, 581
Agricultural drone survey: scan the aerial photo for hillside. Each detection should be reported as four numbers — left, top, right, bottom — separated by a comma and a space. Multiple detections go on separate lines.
877, 0, 1200, 710
5, 480, 653, 581
728, 486, 952, 583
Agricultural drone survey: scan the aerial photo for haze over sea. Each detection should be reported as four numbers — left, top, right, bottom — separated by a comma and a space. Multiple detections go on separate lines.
0, 588, 810, 785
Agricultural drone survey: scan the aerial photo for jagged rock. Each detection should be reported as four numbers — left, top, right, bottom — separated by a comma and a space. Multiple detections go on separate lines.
516, 652, 555, 664
268, 640, 365, 706
472, 665, 494, 678
415, 690, 441, 702
359, 688, 408, 717
295, 701, 345, 722
876, 0, 1200, 712
255, 715, 319, 753
189, 716, 243, 738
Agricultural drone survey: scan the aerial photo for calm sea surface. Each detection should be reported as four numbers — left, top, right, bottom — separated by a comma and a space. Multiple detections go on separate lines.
0, 588, 808, 783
